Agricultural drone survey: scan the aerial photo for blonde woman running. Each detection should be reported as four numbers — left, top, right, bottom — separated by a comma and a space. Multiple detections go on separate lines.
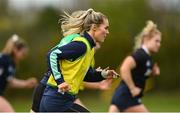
109, 21, 161, 112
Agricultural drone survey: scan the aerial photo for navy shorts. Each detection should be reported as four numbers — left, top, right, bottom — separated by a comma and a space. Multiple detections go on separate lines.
40, 94, 90, 112
40, 93, 76, 112
40, 86, 78, 112
111, 84, 142, 111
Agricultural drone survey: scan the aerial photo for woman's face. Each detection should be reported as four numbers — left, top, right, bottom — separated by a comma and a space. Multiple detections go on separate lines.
146, 33, 161, 53
93, 18, 109, 43
13, 47, 28, 61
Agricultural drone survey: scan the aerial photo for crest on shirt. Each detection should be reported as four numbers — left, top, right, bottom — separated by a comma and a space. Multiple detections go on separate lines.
8, 66, 15, 73
146, 60, 151, 67
137, 98, 142, 103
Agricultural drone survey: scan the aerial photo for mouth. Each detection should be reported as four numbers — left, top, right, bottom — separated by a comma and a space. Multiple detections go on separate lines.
102, 36, 106, 41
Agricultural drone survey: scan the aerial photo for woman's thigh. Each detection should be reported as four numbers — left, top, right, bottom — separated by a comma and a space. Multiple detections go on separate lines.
124, 104, 148, 112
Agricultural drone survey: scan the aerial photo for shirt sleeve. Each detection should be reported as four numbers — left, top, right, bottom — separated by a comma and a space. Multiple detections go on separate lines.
131, 50, 144, 66
3, 58, 16, 81
84, 67, 105, 82
48, 41, 87, 85
0, 58, 4, 77
6, 64, 16, 81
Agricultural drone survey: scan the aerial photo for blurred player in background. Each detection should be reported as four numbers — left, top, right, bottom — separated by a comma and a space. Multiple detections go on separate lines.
109, 20, 161, 112
0, 34, 37, 112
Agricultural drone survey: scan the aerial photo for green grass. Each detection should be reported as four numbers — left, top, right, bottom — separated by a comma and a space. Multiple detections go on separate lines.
7, 91, 180, 112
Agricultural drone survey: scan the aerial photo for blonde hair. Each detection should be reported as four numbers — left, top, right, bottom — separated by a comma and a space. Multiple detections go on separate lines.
2, 34, 27, 56
133, 20, 161, 51
60, 8, 107, 37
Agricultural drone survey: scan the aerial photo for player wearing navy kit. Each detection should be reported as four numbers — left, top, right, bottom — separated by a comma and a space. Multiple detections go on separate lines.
109, 20, 161, 112
0, 34, 37, 112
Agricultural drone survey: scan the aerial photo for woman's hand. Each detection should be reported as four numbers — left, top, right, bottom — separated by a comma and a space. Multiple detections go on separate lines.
58, 82, 71, 94
25, 77, 38, 88
99, 79, 113, 90
130, 87, 141, 97
101, 67, 120, 79
152, 63, 160, 76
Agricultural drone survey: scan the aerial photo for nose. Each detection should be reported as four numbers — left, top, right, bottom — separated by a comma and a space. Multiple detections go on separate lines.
158, 42, 161, 47
107, 30, 109, 35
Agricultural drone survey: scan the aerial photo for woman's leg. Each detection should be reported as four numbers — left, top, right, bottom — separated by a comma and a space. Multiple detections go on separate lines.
65, 103, 90, 112
31, 83, 46, 112
124, 104, 148, 112
108, 104, 119, 112
0, 96, 14, 112
30, 109, 35, 113
74, 98, 87, 109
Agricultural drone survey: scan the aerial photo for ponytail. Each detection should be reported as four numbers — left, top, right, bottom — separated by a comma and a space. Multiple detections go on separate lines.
2, 34, 27, 55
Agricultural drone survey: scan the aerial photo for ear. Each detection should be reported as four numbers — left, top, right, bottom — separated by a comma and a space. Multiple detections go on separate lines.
12, 47, 17, 55
91, 24, 98, 31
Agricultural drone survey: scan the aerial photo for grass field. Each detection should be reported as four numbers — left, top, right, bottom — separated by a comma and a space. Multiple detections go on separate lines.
8, 91, 180, 112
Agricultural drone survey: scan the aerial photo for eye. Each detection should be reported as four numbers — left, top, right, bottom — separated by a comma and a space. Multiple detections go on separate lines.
105, 26, 109, 30
155, 40, 161, 44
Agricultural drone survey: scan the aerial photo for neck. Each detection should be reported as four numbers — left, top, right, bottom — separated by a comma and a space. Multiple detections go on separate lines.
87, 31, 96, 44
142, 45, 151, 55
12, 55, 18, 64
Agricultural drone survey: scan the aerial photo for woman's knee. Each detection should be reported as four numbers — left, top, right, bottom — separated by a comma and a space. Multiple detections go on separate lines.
0, 96, 14, 112
108, 104, 119, 113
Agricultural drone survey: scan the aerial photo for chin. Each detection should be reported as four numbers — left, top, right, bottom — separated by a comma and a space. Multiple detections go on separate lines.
101, 38, 106, 42
98, 40, 104, 43
153, 50, 159, 53
101, 40, 105, 43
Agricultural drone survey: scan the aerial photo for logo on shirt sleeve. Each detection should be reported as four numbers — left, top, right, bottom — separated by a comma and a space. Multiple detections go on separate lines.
8, 66, 15, 74
146, 60, 151, 67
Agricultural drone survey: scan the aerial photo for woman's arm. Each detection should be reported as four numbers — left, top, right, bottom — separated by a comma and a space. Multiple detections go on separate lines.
83, 67, 104, 82
120, 56, 141, 97
83, 79, 112, 90
8, 77, 37, 89
84, 67, 119, 82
